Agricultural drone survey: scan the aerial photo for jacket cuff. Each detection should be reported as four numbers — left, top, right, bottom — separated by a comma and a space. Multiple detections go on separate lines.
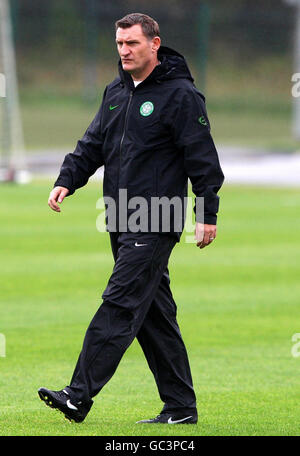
53, 179, 74, 196
203, 214, 217, 225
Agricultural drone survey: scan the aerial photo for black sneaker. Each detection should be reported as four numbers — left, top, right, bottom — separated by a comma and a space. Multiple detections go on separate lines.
38, 387, 93, 423
136, 412, 198, 424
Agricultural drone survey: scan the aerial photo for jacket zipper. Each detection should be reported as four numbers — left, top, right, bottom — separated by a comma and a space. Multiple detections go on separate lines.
117, 90, 133, 220
119, 90, 133, 164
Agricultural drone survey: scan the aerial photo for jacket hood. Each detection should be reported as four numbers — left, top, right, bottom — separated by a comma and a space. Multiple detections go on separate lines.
118, 45, 194, 87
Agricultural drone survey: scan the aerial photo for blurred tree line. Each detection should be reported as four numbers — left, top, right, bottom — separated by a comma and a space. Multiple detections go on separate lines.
8, 0, 294, 94
12, 0, 293, 59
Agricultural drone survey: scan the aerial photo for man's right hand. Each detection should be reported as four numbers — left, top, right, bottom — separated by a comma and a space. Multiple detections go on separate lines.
48, 186, 70, 212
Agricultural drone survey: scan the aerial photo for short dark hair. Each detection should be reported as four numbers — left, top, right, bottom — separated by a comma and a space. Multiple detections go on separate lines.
115, 13, 160, 40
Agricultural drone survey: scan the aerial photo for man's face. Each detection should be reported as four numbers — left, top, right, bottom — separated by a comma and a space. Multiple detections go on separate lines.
116, 24, 157, 75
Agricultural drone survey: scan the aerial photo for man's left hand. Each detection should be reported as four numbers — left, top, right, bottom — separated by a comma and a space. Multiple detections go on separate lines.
194, 222, 217, 249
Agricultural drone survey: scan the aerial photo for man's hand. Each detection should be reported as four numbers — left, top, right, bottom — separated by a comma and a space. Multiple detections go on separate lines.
48, 186, 69, 212
194, 222, 217, 249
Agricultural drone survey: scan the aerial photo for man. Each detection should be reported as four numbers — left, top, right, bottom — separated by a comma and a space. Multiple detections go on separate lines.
38, 13, 224, 425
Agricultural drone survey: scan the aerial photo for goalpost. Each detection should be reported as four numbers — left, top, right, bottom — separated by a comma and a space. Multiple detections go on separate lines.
0, 0, 30, 183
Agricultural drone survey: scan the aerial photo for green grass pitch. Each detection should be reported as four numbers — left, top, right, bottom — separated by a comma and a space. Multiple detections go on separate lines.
0, 180, 300, 436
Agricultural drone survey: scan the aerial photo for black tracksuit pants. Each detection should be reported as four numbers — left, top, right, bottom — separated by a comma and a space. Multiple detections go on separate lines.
65, 231, 197, 414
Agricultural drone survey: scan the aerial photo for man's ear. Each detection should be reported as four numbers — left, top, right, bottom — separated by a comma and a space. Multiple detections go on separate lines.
152, 36, 161, 53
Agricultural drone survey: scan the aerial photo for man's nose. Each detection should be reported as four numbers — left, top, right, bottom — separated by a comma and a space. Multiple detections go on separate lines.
120, 45, 130, 56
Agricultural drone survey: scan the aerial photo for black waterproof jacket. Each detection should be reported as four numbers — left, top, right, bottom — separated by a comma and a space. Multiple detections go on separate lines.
54, 46, 224, 239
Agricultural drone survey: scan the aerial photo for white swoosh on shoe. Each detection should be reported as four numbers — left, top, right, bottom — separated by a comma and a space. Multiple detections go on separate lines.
168, 415, 193, 424
66, 399, 78, 411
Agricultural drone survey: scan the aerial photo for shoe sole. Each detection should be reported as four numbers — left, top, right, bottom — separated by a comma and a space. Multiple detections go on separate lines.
38, 388, 79, 423
136, 419, 198, 424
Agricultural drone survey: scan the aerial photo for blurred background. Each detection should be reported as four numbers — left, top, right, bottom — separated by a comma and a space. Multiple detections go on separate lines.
0, 0, 299, 182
